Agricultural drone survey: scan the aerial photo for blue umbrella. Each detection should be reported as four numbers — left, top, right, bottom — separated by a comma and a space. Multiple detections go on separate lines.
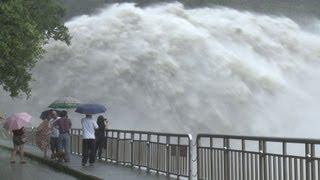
75, 104, 106, 115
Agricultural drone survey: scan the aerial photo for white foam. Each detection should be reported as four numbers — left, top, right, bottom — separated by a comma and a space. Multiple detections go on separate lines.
1, 3, 320, 137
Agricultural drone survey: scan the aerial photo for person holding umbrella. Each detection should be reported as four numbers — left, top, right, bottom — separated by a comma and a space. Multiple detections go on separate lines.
11, 127, 27, 164
49, 110, 60, 159
47, 97, 79, 161
35, 109, 54, 159
75, 104, 106, 166
95, 115, 108, 160
3, 112, 32, 164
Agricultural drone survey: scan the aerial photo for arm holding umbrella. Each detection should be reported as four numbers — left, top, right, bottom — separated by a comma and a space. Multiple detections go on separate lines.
105, 118, 109, 129
0, 112, 4, 121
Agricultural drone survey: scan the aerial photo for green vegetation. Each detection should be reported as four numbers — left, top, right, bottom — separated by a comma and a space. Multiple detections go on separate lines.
0, 0, 71, 98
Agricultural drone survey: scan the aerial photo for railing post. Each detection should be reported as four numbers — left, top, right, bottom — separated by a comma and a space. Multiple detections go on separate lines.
109, 132, 113, 161
306, 143, 312, 180
105, 130, 108, 162
210, 137, 213, 180
77, 129, 80, 155
166, 135, 170, 177
263, 141, 267, 180
188, 134, 192, 180
130, 132, 134, 167
241, 139, 246, 180
123, 132, 126, 164
70, 129, 73, 154
176, 136, 180, 179
259, 140, 266, 180
116, 131, 119, 163
283, 142, 287, 180
31, 127, 34, 145
138, 133, 141, 169
197, 136, 200, 180
311, 144, 316, 180
146, 133, 151, 173
224, 138, 230, 180
156, 135, 160, 174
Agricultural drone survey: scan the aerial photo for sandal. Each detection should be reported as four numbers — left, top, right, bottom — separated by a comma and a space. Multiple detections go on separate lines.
10, 160, 16, 164
20, 160, 26, 164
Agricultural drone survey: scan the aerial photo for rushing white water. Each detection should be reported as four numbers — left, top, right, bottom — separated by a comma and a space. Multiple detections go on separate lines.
1, 3, 320, 137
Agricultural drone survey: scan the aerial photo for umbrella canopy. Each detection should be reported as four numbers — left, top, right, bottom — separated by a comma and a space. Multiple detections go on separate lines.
40, 110, 62, 120
3, 112, 32, 131
48, 96, 80, 109
75, 104, 106, 115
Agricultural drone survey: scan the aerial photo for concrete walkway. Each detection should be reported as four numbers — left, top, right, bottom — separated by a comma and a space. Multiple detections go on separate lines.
0, 148, 77, 180
0, 139, 169, 180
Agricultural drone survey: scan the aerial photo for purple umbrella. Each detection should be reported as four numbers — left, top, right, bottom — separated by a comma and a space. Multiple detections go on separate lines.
3, 112, 32, 131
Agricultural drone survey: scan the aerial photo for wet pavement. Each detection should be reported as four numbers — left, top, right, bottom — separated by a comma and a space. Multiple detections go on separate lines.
0, 148, 77, 180
0, 139, 169, 180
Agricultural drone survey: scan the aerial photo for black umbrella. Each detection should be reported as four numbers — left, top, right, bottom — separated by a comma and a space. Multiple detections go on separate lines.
40, 109, 62, 120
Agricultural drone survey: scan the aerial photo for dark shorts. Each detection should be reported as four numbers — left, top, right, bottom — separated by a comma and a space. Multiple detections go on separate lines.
50, 137, 59, 150
13, 135, 25, 146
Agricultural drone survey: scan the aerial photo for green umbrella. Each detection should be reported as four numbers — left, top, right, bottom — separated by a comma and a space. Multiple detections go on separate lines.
48, 96, 80, 109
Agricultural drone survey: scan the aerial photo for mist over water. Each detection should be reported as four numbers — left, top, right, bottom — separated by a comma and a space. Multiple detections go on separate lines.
1, 3, 320, 137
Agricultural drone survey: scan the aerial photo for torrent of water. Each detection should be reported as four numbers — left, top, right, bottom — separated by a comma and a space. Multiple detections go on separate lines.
1, 3, 320, 137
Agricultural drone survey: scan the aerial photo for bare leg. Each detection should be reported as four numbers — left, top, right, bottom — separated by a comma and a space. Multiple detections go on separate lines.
19, 145, 26, 163
10, 145, 18, 163
44, 149, 48, 159
44, 143, 48, 159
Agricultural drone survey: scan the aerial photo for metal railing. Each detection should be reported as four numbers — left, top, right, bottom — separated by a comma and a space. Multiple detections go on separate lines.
9, 127, 320, 180
197, 134, 320, 180
25, 127, 36, 145
70, 128, 193, 179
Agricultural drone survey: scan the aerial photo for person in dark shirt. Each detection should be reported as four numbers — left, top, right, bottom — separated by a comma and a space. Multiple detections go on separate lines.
95, 115, 108, 160
55, 110, 72, 162
11, 127, 26, 164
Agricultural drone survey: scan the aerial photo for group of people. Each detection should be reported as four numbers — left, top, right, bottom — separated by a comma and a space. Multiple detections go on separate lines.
7, 110, 108, 166
36, 110, 72, 162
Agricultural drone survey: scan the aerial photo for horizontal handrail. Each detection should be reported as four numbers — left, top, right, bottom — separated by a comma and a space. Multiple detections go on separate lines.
17, 128, 320, 180
197, 133, 320, 144
69, 128, 192, 179
197, 134, 320, 180
71, 128, 190, 137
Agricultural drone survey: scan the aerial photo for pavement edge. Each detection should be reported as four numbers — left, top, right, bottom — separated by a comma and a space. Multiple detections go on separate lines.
0, 144, 102, 180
